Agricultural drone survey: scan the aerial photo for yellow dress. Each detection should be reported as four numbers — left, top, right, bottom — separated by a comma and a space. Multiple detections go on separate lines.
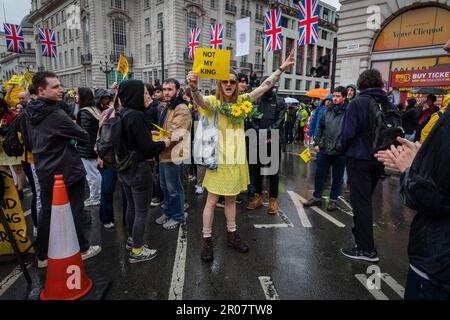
202, 96, 250, 196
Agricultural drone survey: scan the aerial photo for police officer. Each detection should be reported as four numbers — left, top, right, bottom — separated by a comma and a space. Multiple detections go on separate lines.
246, 77, 287, 215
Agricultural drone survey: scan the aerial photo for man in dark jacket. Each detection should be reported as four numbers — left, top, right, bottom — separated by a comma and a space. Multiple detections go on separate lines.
246, 83, 287, 215
304, 86, 347, 212
340, 69, 386, 263
24, 71, 101, 268
402, 98, 420, 141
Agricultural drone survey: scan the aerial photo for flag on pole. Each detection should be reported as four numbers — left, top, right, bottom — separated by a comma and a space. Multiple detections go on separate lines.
300, 148, 312, 163
264, 9, 283, 52
210, 24, 223, 50
235, 17, 250, 57
39, 28, 57, 58
117, 55, 129, 79
3, 23, 25, 54
297, 0, 319, 46
188, 27, 201, 60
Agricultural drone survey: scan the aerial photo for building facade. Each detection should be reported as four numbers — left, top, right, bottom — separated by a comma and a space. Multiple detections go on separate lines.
0, 15, 37, 82
28, 0, 271, 90
336, 0, 450, 105
265, 0, 338, 98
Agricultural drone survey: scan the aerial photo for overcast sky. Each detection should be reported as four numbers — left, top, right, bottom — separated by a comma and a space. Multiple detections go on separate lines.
0, 0, 341, 26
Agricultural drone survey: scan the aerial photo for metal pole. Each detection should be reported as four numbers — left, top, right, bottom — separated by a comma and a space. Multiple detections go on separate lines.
161, 29, 165, 83
331, 37, 338, 91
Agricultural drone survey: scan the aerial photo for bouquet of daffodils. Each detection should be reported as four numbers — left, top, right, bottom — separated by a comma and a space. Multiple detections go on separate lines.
214, 95, 263, 125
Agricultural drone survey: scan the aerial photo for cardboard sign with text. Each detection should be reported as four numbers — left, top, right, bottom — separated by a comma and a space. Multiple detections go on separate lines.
193, 48, 231, 81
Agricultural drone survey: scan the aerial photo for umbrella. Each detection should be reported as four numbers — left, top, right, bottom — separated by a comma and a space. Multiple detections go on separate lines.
284, 97, 299, 104
410, 88, 449, 95
305, 88, 331, 99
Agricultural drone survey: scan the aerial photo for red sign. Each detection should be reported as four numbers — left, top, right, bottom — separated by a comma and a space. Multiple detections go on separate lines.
391, 68, 450, 88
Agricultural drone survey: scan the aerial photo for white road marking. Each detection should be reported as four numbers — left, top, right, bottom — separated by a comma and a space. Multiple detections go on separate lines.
168, 225, 187, 300
287, 191, 312, 228
338, 196, 353, 211
381, 273, 405, 299
337, 206, 354, 217
310, 206, 346, 228
258, 276, 280, 300
0, 264, 31, 297
254, 209, 294, 229
355, 274, 389, 300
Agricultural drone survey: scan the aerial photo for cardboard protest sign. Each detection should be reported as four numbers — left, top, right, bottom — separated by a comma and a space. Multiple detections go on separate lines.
0, 172, 34, 255
193, 48, 231, 81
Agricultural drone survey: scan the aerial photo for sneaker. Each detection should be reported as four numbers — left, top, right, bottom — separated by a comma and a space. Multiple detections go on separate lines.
226, 231, 249, 253
163, 218, 183, 230
81, 245, 102, 261
37, 258, 48, 269
195, 186, 205, 195
125, 237, 133, 251
84, 199, 100, 207
303, 198, 322, 207
156, 213, 170, 225
151, 197, 164, 207
327, 202, 338, 212
236, 196, 243, 204
104, 222, 115, 229
201, 237, 214, 262
341, 247, 380, 263
129, 247, 158, 264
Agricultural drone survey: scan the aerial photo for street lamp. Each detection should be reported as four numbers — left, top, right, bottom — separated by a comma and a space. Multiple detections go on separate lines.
99, 56, 114, 89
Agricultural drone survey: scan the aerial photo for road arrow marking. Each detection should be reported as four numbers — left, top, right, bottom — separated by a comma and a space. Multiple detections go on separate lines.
253, 209, 294, 229
309, 206, 346, 228
287, 191, 312, 228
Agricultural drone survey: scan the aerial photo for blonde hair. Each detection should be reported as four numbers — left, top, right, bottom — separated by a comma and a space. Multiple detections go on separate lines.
215, 70, 239, 104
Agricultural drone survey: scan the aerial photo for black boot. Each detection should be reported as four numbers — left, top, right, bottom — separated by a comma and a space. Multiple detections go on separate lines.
226, 231, 249, 253
201, 237, 214, 262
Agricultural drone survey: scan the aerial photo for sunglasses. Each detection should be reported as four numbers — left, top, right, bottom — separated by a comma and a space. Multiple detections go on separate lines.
221, 80, 237, 85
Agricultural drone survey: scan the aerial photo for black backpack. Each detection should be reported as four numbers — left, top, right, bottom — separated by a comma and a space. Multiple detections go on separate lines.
96, 108, 135, 172
362, 95, 404, 154
2, 115, 26, 157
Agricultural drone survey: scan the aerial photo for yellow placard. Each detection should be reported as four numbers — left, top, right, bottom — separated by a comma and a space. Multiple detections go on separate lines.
24, 71, 33, 86
117, 55, 129, 80
0, 171, 34, 256
2, 82, 25, 108
152, 123, 171, 138
9, 75, 24, 85
193, 48, 231, 81
300, 148, 312, 163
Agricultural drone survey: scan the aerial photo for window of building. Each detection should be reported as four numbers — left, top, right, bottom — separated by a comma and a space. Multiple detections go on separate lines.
64, 51, 68, 68
323, 82, 328, 89
112, 18, 126, 56
70, 49, 74, 66
145, 18, 151, 33
256, 30, 262, 45
63, 29, 66, 42
272, 50, 282, 71
255, 52, 261, 65
210, 0, 216, 9
285, 38, 295, 74
144, 0, 150, 9
281, 16, 288, 28
83, 16, 90, 53
315, 81, 321, 88
77, 47, 81, 64
158, 41, 161, 61
321, 30, 328, 41
56, 13, 59, 25
296, 80, 302, 91
69, 29, 73, 40
305, 80, 311, 91
111, 0, 126, 10
296, 45, 304, 75
157, 13, 163, 29
306, 45, 314, 75
146, 44, 151, 64
226, 21, 233, 39
187, 12, 198, 30
285, 78, 291, 90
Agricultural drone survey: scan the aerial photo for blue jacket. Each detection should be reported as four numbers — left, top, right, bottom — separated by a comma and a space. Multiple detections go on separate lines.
341, 88, 389, 161
308, 105, 327, 139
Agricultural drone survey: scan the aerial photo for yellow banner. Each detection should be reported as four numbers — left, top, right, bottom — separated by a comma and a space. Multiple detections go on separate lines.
0, 172, 34, 255
300, 148, 312, 163
9, 75, 24, 86
193, 48, 231, 81
117, 55, 129, 80
24, 71, 33, 86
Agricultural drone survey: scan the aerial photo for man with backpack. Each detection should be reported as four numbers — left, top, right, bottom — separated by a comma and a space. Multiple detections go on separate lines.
340, 69, 402, 263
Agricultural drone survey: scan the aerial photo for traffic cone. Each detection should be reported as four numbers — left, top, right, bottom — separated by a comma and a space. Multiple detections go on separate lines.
40, 175, 93, 300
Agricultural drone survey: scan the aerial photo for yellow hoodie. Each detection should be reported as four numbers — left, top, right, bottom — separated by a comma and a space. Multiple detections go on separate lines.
420, 93, 449, 144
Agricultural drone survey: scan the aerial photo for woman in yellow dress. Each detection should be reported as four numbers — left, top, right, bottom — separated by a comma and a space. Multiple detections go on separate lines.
187, 49, 295, 262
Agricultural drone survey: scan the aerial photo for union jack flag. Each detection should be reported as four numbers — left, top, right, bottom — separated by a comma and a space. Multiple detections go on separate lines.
264, 9, 282, 52
3, 23, 25, 54
210, 24, 223, 50
297, 0, 319, 46
39, 28, 57, 58
188, 27, 201, 60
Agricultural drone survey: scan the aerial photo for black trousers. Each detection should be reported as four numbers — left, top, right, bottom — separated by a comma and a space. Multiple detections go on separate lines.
250, 138, 281, 198
37, 178, 90, 261
347, 158, 384, 251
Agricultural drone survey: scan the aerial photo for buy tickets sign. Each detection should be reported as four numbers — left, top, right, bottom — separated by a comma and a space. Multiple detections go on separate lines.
193, 48, 231, 81
391, 68, 450, 87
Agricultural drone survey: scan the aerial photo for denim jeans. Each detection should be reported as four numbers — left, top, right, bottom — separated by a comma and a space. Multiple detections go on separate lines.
99, 165, 117, 224
160, 162, 185, 222
404, 268, 450, 300
313, 153, 347, 201
118, 162, 153, 249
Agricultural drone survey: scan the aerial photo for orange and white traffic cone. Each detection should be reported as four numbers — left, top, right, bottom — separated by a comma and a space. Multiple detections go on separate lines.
40, 175, 93, 300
